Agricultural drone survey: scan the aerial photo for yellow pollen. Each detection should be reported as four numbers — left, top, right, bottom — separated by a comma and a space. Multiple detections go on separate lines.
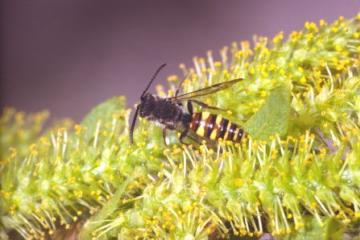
167, 75, 178, 82
319, 19, 327, 27
214, 61, 222, 68
299, 76, 307, 84
74, 124, 82, 135
234, 178, 243, 187
290, 31, 301, 42
272, 31, 284, 44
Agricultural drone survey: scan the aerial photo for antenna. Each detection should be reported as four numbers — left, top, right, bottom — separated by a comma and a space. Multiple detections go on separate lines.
141, 63, 166, 97
129, 105, 140, 144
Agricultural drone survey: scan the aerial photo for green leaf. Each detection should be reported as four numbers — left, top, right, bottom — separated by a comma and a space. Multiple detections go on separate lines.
81, 96, 126, 142
244, 84, 291, 140
78, 176, 133, 240
283, 217, 345, 240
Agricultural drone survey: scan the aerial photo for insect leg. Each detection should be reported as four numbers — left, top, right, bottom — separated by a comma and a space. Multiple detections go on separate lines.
163, 127, 168, 145
187, 101, 193, 115
179, 129, 203, 145
190, 100, 226, 111
179, 129, 189, 144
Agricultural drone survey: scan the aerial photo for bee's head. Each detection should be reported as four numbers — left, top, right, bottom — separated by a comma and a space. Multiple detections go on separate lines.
129, 63, 166, 144
139, 93, 155, 118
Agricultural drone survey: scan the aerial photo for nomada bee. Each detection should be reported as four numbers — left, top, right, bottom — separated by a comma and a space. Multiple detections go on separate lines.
129, 64, 245, 145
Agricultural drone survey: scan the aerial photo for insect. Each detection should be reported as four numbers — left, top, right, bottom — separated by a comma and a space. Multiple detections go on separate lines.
129, 64, 245, 145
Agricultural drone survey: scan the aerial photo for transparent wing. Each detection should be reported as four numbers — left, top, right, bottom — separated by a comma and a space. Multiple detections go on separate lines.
170, 78, 243, 101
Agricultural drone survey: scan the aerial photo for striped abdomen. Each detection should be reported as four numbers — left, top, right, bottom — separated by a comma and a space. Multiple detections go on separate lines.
189, 112, 245, 142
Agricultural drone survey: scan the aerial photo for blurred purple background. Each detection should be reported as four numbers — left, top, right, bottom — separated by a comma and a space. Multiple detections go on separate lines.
1, 0, 360, 121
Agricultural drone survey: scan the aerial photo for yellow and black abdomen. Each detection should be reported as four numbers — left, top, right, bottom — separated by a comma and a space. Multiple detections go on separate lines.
189, 112, 245, 142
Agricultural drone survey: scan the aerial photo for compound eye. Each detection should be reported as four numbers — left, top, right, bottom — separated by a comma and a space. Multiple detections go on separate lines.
138, 95, 154, 117
139, 105, 145, 117
139, 103, 150, 117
